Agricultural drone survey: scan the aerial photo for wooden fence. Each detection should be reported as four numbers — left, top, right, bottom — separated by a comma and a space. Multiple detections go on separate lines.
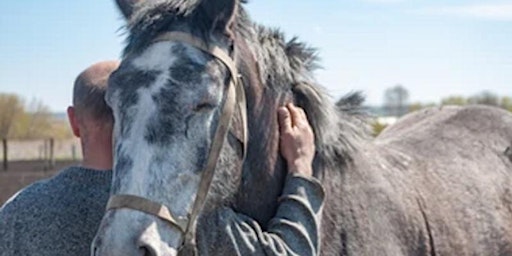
1, 138, 81, 171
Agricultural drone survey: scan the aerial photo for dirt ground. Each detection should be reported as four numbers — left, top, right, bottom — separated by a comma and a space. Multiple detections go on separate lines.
0, 160, 79, 205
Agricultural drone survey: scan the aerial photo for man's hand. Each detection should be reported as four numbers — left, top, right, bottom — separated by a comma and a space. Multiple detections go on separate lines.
278, 103, 315, 177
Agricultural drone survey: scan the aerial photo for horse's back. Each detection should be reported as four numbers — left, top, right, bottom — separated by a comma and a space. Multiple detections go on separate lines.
378, 104, 512, 145
363, 105, 512, 255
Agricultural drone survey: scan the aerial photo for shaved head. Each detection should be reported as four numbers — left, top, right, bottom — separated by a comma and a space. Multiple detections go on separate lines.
73, 60, 120, 122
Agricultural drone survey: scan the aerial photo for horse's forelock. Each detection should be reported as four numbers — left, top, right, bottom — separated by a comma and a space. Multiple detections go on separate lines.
122, 0, 250, 57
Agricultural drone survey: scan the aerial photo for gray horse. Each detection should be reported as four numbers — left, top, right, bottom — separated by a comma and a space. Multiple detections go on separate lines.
93, 0, 512, 255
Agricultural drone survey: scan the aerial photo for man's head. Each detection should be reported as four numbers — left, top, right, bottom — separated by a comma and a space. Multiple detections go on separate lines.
67, 60, 119, 170
68, 61, 120, 138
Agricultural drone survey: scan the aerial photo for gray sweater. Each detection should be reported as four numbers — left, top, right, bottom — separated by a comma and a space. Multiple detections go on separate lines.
0, 168, 325, 256
0, 167, 112, 256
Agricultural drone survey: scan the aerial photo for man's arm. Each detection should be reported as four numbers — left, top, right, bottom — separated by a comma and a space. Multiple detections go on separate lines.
197, 104, 325, 255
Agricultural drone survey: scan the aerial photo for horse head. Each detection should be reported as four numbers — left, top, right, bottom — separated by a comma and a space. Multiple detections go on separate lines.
93, 0, 362, 255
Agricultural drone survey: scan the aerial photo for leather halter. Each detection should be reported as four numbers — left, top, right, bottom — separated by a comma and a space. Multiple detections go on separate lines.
106, 31, 248, 249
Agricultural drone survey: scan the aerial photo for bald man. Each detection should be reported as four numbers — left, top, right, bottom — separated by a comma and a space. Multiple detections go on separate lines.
0, 61, 119, 256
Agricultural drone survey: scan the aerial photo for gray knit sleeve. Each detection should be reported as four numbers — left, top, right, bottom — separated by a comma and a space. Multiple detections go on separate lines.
197, 174, 325, 256
0, 200, 16, 255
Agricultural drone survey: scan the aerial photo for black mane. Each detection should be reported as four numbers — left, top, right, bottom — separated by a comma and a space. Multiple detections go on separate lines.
249, 24, 369, 169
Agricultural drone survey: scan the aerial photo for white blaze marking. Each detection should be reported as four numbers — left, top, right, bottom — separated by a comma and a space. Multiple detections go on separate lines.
115, 38, 212, 219
119, 42, 179, 194
133, 42, 176, 71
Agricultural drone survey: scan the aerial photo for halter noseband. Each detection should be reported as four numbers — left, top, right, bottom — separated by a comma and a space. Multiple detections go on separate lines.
106, 31, 248, 250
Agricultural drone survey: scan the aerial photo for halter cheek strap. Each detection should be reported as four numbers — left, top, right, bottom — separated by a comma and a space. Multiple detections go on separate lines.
107, 194, 188, 233
106, 31, 248, 251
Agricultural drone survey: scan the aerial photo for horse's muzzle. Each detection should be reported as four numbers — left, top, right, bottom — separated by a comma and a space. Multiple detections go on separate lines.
92, 209, 181, 256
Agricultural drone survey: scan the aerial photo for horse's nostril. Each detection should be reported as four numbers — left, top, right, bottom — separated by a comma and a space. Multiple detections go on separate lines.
140, 246, 158, 256
92, 246, 99, 256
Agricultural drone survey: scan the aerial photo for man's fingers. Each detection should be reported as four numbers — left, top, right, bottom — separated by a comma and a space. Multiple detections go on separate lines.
287, 103, 308, 127
287, 103, 302, 127
297, 107, 307, 123
278, 106, 292, 132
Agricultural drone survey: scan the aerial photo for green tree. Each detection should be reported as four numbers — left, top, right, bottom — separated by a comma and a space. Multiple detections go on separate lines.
0, 94, 25, 138
408, 102, 436, 112
371, 120, 387, 137
469, 91, 500, 106
441, 96, 468, 106
408, 102, 424, 112
23, 99, 53, 139
384, 84, 409, 117
501, 96, 512, 112
0, 93, 72, 140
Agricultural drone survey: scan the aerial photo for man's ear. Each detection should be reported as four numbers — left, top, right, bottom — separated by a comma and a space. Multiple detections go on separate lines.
115, 0, 145, 20
67, 106, 80, 138
197, 0, 238, 35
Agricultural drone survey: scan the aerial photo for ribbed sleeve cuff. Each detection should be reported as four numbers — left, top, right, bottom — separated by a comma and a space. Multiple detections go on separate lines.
280, 173, 325, 213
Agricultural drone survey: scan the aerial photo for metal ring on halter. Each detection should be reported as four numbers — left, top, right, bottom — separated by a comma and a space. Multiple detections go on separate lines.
106, 31, 248, 252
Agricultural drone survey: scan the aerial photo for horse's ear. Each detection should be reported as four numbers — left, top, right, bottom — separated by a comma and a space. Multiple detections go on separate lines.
198, 0, 238, 34
115, 0, 145, 20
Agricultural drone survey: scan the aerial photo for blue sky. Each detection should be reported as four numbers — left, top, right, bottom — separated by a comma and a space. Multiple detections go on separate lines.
1, 0, 511, 112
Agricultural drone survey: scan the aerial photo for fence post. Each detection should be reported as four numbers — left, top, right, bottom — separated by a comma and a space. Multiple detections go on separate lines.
43, 139, 49, 171
71, 144, 77, 161
2, 138, 7, 171
49, 138, 55, 169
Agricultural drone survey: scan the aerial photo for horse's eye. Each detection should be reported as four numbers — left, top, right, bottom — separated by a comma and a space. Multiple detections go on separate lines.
193, 103, 215, 112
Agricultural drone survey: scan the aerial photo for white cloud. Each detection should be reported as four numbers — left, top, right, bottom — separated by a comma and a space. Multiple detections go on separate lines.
418, 3, 512, 21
